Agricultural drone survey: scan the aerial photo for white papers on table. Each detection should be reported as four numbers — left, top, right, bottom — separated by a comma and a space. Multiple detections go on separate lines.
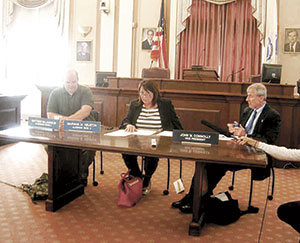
104, 129, 156, 137
218, 134, 234, 141
155, 131, 173, 137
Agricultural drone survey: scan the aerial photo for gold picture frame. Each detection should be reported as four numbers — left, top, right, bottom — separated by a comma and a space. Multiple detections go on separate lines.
284, 28, 300, 53
76, 40, 92, 61
141, 28, 156, 51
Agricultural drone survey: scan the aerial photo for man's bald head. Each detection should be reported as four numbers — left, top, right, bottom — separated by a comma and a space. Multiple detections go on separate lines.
63, 69, 79, 95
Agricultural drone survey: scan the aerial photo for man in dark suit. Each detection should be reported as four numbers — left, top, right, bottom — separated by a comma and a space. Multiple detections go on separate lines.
284, 29, 300, 52
172, 83, 281, 213
142, 29, 154, 50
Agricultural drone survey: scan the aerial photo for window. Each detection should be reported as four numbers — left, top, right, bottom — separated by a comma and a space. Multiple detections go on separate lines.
0, 4, 68, 117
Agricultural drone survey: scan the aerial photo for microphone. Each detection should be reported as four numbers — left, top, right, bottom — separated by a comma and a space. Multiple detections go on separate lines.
201, 120, 237, 139
225, 67, 245, 81
192, 49, 206, 71
201, 48, 205, 61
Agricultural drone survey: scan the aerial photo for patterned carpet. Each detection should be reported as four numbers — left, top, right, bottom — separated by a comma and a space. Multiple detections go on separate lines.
0, 142, 299, 243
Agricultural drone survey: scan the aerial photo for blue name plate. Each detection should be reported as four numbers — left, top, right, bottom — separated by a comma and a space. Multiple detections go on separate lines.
28, 117, 60, 130
172, 130, 219, 145
63, 120, 101, 133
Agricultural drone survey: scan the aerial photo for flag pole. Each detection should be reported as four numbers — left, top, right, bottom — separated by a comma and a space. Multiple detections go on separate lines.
149, 60, 153, 69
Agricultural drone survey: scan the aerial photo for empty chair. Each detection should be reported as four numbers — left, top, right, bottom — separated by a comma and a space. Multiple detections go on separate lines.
229, 165, 275, 213
90, 110, 104, 187
249, 74, 261, 83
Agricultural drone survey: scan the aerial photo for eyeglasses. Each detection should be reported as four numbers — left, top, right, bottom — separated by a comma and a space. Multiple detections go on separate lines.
139, 90, 152, 97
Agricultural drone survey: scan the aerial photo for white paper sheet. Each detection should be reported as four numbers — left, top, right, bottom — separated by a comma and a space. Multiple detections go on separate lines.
155, 131, 173, 137
104, 129, 156, 137
214, 192, 229, 202
218, 134, 234, 141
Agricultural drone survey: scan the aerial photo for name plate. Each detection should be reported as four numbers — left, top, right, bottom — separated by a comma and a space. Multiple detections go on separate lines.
172, 130, 219, 145
63, 120, 101, 133
28, 117, 59, 130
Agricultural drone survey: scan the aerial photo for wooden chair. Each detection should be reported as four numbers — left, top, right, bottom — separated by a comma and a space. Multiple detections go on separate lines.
90, 110, 104, 187
141, 157, 183, 195
228, 165, 275, 214
249, 74, 261, 83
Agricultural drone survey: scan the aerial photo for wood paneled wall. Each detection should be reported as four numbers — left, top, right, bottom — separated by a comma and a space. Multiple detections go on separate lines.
37, 78, 300, 150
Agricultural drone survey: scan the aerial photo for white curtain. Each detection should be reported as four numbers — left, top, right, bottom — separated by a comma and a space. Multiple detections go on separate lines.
1, 0, 66, 39
0, 0, 14, 40
204, 0, 235, 4
9, 0, 53, 9
0, 0, 70, 117
251, 0, 278, 64
176, 0, 192, 41
251, 0, 266, 40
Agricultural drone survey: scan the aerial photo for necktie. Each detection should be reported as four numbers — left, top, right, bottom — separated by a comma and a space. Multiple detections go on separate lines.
245, 110, 257, 134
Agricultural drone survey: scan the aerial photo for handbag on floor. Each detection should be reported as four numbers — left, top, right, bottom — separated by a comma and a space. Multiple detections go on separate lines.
117, 171, 143, 207
204, 191, 241, 225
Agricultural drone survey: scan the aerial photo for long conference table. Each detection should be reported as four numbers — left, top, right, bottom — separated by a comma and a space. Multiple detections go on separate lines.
0, 126, 267, 236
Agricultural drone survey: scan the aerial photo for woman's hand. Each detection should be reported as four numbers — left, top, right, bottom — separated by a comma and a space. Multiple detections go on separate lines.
125, 124, 137, 132
238, 136, 258, 148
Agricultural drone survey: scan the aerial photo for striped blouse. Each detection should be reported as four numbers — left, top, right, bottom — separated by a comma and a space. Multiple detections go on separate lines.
136, 106, 162, 131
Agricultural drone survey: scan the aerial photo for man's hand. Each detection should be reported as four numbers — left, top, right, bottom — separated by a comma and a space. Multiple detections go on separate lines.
227, 122, 246, 137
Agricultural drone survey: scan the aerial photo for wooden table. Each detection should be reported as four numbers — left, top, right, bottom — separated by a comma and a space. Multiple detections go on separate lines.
36, 81, 299, 152
0, 94, 26, 145
0, 126, 267, 236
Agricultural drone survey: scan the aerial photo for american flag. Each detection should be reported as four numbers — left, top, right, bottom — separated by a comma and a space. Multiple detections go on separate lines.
150, 0, 168, 68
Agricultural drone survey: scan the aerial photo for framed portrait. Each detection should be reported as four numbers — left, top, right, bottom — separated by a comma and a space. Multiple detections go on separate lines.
76, 40, 92, 61
284, 28, 300, 53
141, 28, 156, 50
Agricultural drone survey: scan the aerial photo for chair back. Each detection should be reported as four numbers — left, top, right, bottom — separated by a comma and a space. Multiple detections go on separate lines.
249, 75, 261, 83
141, 67, 170, 79
90, 110, 99, 121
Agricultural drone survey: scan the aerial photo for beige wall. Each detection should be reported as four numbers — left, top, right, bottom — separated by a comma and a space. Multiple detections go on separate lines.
278, 0, 300, 92
133, 0, 162, 78
70, 0, 300, 91
69, 0, 98, 85
70, 0, 169, 85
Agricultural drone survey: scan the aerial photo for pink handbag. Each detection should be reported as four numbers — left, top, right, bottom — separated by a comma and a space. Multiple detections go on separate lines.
117, 171, 143, 207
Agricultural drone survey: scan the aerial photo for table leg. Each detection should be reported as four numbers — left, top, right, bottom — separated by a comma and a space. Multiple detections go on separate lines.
46, 146, 84, 212
189, 161, 205, 236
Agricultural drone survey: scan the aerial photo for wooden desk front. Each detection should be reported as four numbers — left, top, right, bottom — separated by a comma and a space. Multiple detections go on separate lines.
183, 68, 219, 81
0, 94, 26, 145
37, 79, 300, 153
0, 126, 267, 236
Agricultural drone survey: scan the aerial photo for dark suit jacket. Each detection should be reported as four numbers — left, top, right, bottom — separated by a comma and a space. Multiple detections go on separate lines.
240, 104, 281, 144
284, 41, 300, 52
142, 39, 152, 50
240, 104, 281, 179
120, 98, 183, 131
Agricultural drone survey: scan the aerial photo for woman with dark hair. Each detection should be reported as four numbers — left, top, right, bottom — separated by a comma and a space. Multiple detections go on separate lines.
119, 80, 183, 195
